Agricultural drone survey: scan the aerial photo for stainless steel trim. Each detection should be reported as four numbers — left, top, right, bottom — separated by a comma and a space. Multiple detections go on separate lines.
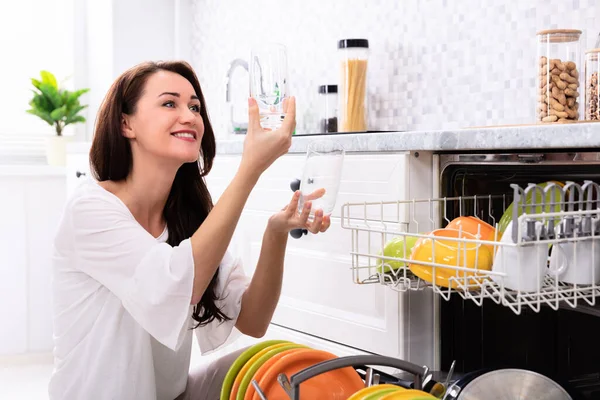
440, 152, 600, 176
431, 154, 441, 372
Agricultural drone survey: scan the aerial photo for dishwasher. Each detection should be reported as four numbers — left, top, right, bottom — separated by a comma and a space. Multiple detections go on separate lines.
340, 150, 600, 399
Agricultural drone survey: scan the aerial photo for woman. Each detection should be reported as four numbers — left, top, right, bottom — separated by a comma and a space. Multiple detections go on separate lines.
49, 61, 330, 400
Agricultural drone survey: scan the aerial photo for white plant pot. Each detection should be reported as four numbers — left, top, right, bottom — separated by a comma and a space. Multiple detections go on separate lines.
45, 135, 72, 166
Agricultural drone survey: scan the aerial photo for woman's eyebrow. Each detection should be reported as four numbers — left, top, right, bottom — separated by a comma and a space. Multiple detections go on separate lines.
158, 92, 199, 100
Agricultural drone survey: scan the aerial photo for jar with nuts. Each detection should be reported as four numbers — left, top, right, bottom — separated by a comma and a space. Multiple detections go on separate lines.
585, 49, 600, 121
536, 29, 582, 124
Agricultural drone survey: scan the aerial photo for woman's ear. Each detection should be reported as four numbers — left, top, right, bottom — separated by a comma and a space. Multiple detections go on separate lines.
121, 114, 135, 139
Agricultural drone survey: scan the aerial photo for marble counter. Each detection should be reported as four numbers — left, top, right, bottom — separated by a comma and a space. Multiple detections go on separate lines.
216, 123, 600, 155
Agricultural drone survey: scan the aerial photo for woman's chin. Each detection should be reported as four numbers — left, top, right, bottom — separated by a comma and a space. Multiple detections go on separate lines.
168, 150, 200, 165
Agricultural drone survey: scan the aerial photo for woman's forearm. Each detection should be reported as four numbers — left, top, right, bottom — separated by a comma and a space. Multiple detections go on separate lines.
189, 169, 258, 304
235, 222, 288, 337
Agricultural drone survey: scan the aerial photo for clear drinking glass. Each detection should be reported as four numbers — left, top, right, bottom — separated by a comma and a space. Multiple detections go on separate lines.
249, 43, 288, 130
298, 140, 345, 216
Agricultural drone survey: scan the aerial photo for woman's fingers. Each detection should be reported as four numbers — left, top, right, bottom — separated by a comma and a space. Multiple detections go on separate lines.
303, 188, 326, 201
287, 191, 300, 216
282, 97, 290, 113
247, 97, 263, 133
320, 215, 331, 232
308, 209, 324, 234
279, 96, 296, 137
299, 200, 311, 224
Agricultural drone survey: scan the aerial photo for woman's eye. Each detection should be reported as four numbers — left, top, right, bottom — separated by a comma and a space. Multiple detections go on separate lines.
163, 101, 175, 108
190, 104, 201, 113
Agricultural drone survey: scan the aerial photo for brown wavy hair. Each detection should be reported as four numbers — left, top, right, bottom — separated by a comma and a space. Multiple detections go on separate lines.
89, 61, 230, 328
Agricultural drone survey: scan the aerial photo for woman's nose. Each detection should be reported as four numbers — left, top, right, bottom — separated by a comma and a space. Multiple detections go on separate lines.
180, 108, 197, 124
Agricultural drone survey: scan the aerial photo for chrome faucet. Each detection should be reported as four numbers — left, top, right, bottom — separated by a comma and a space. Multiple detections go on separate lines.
225, 58, 249, 134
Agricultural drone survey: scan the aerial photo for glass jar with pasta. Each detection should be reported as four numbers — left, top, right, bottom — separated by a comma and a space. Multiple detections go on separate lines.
338, 39, 369, 132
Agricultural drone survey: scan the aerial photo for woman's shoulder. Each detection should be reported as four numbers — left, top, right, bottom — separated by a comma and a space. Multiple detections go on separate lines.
64, 177, 130, 220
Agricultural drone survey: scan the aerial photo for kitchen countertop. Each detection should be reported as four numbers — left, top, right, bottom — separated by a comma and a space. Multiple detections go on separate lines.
216, 123, 600, 154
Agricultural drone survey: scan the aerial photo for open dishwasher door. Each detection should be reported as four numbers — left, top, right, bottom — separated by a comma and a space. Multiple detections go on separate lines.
438, 151, 600, 400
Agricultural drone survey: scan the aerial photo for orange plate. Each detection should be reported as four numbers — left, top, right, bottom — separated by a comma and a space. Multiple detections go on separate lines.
243, 348, 306, 400
253, 349, 364, 400
230, 342, 291, 400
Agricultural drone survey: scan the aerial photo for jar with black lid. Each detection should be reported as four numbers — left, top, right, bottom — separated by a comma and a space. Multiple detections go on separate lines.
338, 38, 369, 132
319, 84, 338, 133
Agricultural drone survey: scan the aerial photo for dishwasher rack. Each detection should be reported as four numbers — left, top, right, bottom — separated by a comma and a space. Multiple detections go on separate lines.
249, 354, 428, 400
340, 180, 600, 315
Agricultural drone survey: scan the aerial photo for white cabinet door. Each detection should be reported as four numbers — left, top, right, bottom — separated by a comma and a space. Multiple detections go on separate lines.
207, 152, 415, 359
66, 152, 91, 198
0, 178, 28, 355
0, 174, 66, 355
25, 177, 66, 352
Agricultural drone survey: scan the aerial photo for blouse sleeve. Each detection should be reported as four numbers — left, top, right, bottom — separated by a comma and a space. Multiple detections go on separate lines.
67, 193, 194, 351
194, 248, 251, 354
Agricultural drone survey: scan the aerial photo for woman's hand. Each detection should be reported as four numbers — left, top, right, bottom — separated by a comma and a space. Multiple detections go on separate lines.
268, 190, 331, 235
240, 97, 296, 181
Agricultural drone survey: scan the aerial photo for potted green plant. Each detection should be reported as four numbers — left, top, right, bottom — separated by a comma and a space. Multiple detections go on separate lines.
26, 70, 89, 166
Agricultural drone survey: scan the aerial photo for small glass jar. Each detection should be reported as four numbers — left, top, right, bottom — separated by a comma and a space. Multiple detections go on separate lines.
536, 29, 582, 124
585, 49, 600, 121
338, 38, 369, 132
318, 85, 338, 133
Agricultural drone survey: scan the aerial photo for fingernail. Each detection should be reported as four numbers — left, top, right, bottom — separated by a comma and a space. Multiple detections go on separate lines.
248, 97, 255, 106
294, 190, 300, 198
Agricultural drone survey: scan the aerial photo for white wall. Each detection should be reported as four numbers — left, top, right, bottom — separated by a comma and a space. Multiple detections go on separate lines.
0, 0, 76, 137
112, 0, 176, 75
191, 0, 600, 137
78, 0, 193, 140
0, 0, 193, 356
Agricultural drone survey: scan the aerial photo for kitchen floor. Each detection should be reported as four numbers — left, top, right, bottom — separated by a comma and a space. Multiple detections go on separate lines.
0, 355, 53, 399
0, 345, 208, 399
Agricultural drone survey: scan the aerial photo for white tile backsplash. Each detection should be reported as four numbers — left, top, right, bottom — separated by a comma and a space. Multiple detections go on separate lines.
190, 0, 600, 137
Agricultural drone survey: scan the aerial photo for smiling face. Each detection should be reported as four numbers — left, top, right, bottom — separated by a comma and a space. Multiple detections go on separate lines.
122, 70, 204, 166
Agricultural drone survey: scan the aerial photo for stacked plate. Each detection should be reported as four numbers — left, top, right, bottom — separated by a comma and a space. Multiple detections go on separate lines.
220, 339, 365, 400
348, 385, 436, 399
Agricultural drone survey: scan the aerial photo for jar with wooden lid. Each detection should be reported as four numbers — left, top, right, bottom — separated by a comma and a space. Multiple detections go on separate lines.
536, 29, 582, 123
585, 49, 600, 121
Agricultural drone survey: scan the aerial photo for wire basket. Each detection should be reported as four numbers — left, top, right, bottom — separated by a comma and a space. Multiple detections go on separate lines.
250, 355, 428, 400
341, 180, 600, 314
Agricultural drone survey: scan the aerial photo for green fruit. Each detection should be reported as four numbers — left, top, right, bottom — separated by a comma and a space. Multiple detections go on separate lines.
497, 181, 564, 235
376, 235, 420, 274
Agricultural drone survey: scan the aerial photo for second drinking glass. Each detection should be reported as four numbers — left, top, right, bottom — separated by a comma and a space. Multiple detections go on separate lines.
297, 139, 345, 217
249, 43, 288, 130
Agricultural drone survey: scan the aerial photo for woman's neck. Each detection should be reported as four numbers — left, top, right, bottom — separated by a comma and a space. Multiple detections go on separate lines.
115, 157, 179, 237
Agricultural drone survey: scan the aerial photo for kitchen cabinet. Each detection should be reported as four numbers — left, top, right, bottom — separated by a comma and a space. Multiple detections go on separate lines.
0, 171, 66, 355
206, 150, 437, 367
0, 179, 28, 355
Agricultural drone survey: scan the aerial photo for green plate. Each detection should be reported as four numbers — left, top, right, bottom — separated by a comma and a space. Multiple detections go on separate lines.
220, 339, 289, 400
236, 343, 308, 400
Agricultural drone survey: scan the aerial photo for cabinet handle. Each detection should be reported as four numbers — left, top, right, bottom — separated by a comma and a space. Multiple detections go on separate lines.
290, 228, 308, 239
290, 178, 301, 192
76, 171, 87, 178
289, 178, 304, 239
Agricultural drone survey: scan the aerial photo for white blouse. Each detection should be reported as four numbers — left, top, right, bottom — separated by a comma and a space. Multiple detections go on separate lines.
48, 178, 250, 400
